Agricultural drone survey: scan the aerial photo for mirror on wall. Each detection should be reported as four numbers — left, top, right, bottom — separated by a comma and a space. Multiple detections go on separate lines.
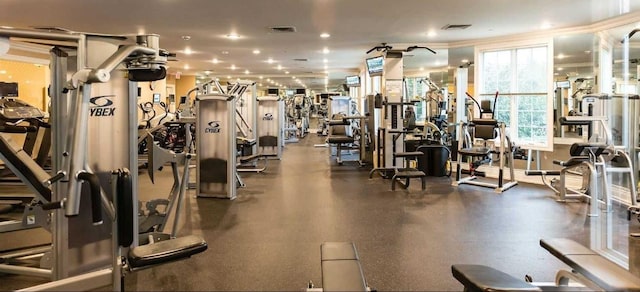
552, 33, 597, 139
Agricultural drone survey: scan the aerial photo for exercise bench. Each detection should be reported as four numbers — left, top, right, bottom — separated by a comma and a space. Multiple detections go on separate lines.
451, 238, 640, 292
308, 242, 370, 292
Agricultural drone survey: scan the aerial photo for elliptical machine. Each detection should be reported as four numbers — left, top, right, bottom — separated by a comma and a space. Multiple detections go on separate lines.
452, 92, 517, 193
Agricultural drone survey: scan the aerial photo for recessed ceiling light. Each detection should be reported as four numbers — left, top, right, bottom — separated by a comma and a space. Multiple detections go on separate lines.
184, 47, 193, 55
434, 61, 441, 66
222, 51, 230, 55
557, 67, 564, 71
322, 47, 330, 54
212, 58, 219, 64
259, 83, 263, 86
461, 59, 469, 63
320, 33, 330, 38
285, 71, 289, 74
584, 50, 592, 54
0, 70, 6, 74
231, 64, 236, 70
540, 22, 552, 30
419, 67, 424, 71
226, 33, 240, 40
267, 58, 274, 64
277, 65, 283, 70
259, 76, 263, 79
292, 76, 296, 79
182, 35, 191, 41
227, 75, 231, 79
323, 59, 328, 63
556, 54, 565, 59
253, 49, 261, 55
244, 70, 250, 74
184, 64, 190, 70
427, 30, 437, 37
204, 71, 212, 75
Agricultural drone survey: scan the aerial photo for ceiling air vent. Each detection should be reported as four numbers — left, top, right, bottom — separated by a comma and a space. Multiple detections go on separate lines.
270, 26, 297, 33
293, 58, 308, 62
442, 24, 472, 30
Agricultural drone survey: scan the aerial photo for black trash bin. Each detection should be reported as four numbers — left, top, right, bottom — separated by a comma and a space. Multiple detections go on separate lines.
417, 145, 450, 177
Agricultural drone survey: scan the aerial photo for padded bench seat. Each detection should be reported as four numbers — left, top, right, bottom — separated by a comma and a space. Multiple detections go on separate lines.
327, 135, 355, 144
540, 238, 640, 291
392, 168, 426, 190
239, 153, 265, 164
321, 242, 367, 292
128, 234, 208, 270
452, 264, 541, 292
459, 147, 492, 157
393, 151, 423, 158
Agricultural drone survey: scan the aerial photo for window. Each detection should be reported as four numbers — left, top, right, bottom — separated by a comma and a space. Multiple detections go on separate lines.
404, 77, 428, 121
477, 41, 553, 150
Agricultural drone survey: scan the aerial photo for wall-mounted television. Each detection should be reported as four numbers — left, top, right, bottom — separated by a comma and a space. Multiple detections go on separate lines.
0, 82, 18, 97
153, 93, 161, 103
285, 89, 295, 96
295, 88, 306, 95
366, 56, 384, 77
345, 75, 361, 87
555, 80, 571, 89
267, 88, 279, 96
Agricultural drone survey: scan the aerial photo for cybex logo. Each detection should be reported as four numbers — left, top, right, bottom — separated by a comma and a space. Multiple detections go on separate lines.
205, 121, 221, 133
89, 95, 116, 117
262, 113, 273, 121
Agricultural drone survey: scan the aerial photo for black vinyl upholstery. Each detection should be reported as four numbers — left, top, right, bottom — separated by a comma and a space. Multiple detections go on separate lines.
451, 264, 542, 292
128, 235, 208, 269
321, 242, 367, 292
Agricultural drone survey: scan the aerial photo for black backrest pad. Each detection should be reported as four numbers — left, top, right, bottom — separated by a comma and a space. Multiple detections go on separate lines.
117, 169, 134, 247
569, 143, 608, 157
472, 119, 497, 140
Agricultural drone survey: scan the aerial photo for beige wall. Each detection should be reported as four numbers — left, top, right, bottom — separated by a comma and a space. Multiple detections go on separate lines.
0, 59, 49, 110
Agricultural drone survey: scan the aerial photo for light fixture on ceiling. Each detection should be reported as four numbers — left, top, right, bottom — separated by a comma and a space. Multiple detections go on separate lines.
420, 67, 424, 71
204, 70, 212, 75
277, 65, 283, 70
253, 49, 261, 55
557, 67, 564, 71
222, 51, 230, 55
461, 59, 469, 63
426, 30, 437, 37
267, 58, 274, 64
259, 76, 263, 79
226, 33, 240, 40
285, 71, 289, 74
540, 21, 552, 30
244, 70, 250, 74
322, 47, 330, 54
231, 64, 236, 70
181, 35, 191, 41
212, 58, 219, 64
259, 83, 263, 86
227, 75, 231, 79
320, 33, 330, 38
184, 64, 190, 70
323, 58, 328, 63
556, 53, 565, 59
292, 76, 296, 79
184, 47, 193, 55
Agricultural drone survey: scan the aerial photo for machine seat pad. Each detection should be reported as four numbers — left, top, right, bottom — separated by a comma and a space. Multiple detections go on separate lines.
328, 119, 350, 126
451, 264, 542, 292
239, 153, 264, 164
552, 157, 589, 167
525, 170, 561, 176
321, 242, 367, 292
128, 235, 207, 269
559, 117, 592, 126
327, 136, 355, 144
540, 238, 640, 291
394, 168, 426, 178
394, 151, 423, 158
459, 147, 492, 157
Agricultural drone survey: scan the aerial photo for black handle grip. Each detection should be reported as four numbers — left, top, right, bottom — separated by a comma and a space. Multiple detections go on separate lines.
0, 125, 37, 133
45, 172, 66, 186
77, 172, 103, 225
41, 201, 63, 210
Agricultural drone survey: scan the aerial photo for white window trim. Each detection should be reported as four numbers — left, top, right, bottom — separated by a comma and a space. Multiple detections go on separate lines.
475, 37, 554, 151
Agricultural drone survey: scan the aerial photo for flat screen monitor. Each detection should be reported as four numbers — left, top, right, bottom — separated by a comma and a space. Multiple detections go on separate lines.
267, 88, 279, 96
295, 88, 306, 95
0, 82, 18, 97
285, 89, 295, 96
345, 75, 361, 87
366, 56, 384, 77
153, 93, 161, 103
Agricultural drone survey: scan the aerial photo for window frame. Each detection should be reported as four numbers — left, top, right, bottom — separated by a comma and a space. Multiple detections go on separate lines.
475, 37, 554, 151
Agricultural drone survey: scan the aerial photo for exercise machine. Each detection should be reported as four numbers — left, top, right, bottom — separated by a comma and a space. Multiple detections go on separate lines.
0, 28, 206, 291
195, 79, 255, 200
452, 238, 640, 291
453, 92, 517, 193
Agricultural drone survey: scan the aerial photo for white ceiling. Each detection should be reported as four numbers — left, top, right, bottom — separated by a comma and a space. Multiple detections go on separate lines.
0, 0, 639, 91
